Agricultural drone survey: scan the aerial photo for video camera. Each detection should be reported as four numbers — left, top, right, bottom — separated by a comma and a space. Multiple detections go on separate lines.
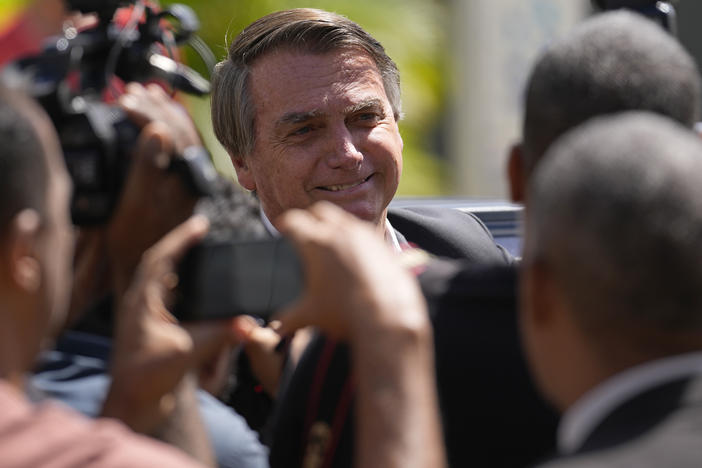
3, 0, 217, 225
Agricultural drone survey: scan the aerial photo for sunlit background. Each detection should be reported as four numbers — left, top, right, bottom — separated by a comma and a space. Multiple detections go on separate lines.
176, 0, 593, 199
7, 0, 701, 199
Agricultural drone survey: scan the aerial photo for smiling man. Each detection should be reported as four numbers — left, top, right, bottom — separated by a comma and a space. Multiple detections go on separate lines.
211, 8, 509, 262
236, 49, 401, 230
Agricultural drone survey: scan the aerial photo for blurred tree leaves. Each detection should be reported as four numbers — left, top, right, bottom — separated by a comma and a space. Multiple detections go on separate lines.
173, 0, 448, 195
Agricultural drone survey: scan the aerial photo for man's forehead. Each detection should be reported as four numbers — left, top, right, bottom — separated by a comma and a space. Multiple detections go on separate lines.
249, 49, 388, 117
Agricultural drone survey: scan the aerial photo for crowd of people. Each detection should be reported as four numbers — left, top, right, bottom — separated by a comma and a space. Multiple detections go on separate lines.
1, 2, 701, 467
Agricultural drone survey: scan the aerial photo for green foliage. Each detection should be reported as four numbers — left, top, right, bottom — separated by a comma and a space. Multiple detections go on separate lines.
172, 0, 448, 195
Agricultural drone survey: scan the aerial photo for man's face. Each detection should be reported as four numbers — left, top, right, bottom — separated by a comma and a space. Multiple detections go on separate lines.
234, 49, 403, 229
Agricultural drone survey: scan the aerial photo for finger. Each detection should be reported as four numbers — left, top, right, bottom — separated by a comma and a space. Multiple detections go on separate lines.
146, 82, 171, 102
185, 321, 231, 364
276, 208, 323, 246
119, 86, 153, 128
185, 316, 255, 364
272, 299, 309, 338
245, 321, 282, 351
308, 201, 351, 225
132, 121, 175, 169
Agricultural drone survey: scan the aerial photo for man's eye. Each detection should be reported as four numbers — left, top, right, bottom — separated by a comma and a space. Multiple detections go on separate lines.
355, 112, 382, 125
291, 125, 312, 136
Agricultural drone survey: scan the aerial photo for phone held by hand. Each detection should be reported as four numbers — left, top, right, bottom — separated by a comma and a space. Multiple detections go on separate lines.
173, 238, 303, 322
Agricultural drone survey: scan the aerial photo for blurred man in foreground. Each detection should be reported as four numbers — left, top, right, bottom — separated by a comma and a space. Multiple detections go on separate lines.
522, 111, 702, 467
0, 86, 213, 467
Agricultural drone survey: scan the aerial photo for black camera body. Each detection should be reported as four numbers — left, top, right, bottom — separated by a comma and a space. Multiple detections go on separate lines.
173, 238, 304, 322
43, 92, 138, 224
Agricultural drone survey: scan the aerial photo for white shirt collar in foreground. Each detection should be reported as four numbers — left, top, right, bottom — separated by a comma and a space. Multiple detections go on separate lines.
558, 350, 702, 455
260, 207, 402, 253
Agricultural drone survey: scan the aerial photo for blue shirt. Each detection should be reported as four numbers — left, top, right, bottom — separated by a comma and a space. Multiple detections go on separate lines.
33, 331, 269, 468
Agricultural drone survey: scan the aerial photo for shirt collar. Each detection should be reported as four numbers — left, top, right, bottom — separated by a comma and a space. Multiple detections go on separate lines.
558, 351, 702, 455
260, 207, 402, 253
260, 207, 280, 237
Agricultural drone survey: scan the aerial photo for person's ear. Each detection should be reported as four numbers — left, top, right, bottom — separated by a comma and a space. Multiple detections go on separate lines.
231, 154, 257, 192
507, 143, 526, 203
6, 209, 42, 293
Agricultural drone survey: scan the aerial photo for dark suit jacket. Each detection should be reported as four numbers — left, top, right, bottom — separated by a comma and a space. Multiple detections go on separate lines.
423, 260, 558, 468
268, 208, 556, 468
387, 206, 513, 263
538, 374, 702, 468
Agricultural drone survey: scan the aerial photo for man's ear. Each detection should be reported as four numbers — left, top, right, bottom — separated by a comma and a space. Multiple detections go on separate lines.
507, 143, 526, 203
6, 210, 42, 293
231, 154, 257, 192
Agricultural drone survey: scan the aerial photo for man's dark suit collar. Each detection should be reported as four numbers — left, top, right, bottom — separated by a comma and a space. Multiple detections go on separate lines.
558, 352, 702, 456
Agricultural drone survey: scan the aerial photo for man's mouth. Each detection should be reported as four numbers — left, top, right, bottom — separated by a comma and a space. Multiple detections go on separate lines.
318, 174, 373, 192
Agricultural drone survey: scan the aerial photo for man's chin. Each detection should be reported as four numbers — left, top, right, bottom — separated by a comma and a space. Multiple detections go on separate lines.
330, 201, 386, 229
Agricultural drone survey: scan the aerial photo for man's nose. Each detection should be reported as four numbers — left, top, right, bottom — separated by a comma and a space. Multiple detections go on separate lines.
325, 125, 363, 170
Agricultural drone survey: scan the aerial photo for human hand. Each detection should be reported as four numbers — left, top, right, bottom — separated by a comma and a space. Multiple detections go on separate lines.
118, 82, 202, 154
274, 202, 429, 342
107, 84, 205, 294
103, 215, 251, 434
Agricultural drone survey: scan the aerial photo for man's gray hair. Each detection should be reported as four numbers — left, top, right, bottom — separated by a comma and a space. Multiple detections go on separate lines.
525, 112, 702, 352
523, 11, 701, 172
211, 8, 401, 160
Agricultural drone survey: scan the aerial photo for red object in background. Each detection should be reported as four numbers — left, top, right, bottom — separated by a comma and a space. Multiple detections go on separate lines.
0, 12, 47, 66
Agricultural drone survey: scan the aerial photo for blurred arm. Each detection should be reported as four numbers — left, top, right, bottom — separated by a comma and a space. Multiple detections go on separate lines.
277, 202, 446, 468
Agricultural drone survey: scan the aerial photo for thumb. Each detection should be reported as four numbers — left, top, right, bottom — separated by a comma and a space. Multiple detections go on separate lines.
272, 298, 310, 338
132, 121, 174, 170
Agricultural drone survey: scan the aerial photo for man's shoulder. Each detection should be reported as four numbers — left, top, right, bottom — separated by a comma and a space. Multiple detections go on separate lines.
538, 375, 702, 468
387, 206, 512, 263
536, 432, 702, 468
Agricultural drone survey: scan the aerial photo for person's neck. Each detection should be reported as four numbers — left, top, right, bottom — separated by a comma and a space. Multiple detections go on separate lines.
556, 341, 654, 412
376, 215, 389, 237
0, 331, 30, 393
0, 300, 37, 393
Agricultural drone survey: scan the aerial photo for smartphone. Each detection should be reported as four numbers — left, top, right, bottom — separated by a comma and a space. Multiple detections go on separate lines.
173, 237, 303, 321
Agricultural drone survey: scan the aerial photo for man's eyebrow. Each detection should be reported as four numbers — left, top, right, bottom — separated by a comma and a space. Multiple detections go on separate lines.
276, 109, 326, 127
344, 98, 385, 115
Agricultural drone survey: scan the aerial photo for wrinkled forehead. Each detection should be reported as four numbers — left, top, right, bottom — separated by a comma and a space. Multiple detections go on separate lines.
250, 44, 380, 75
249, 48, 385, 101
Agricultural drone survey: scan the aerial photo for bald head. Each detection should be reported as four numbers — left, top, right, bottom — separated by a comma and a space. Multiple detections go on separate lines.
526, 112, 702, 356
522, 11, 701, 173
